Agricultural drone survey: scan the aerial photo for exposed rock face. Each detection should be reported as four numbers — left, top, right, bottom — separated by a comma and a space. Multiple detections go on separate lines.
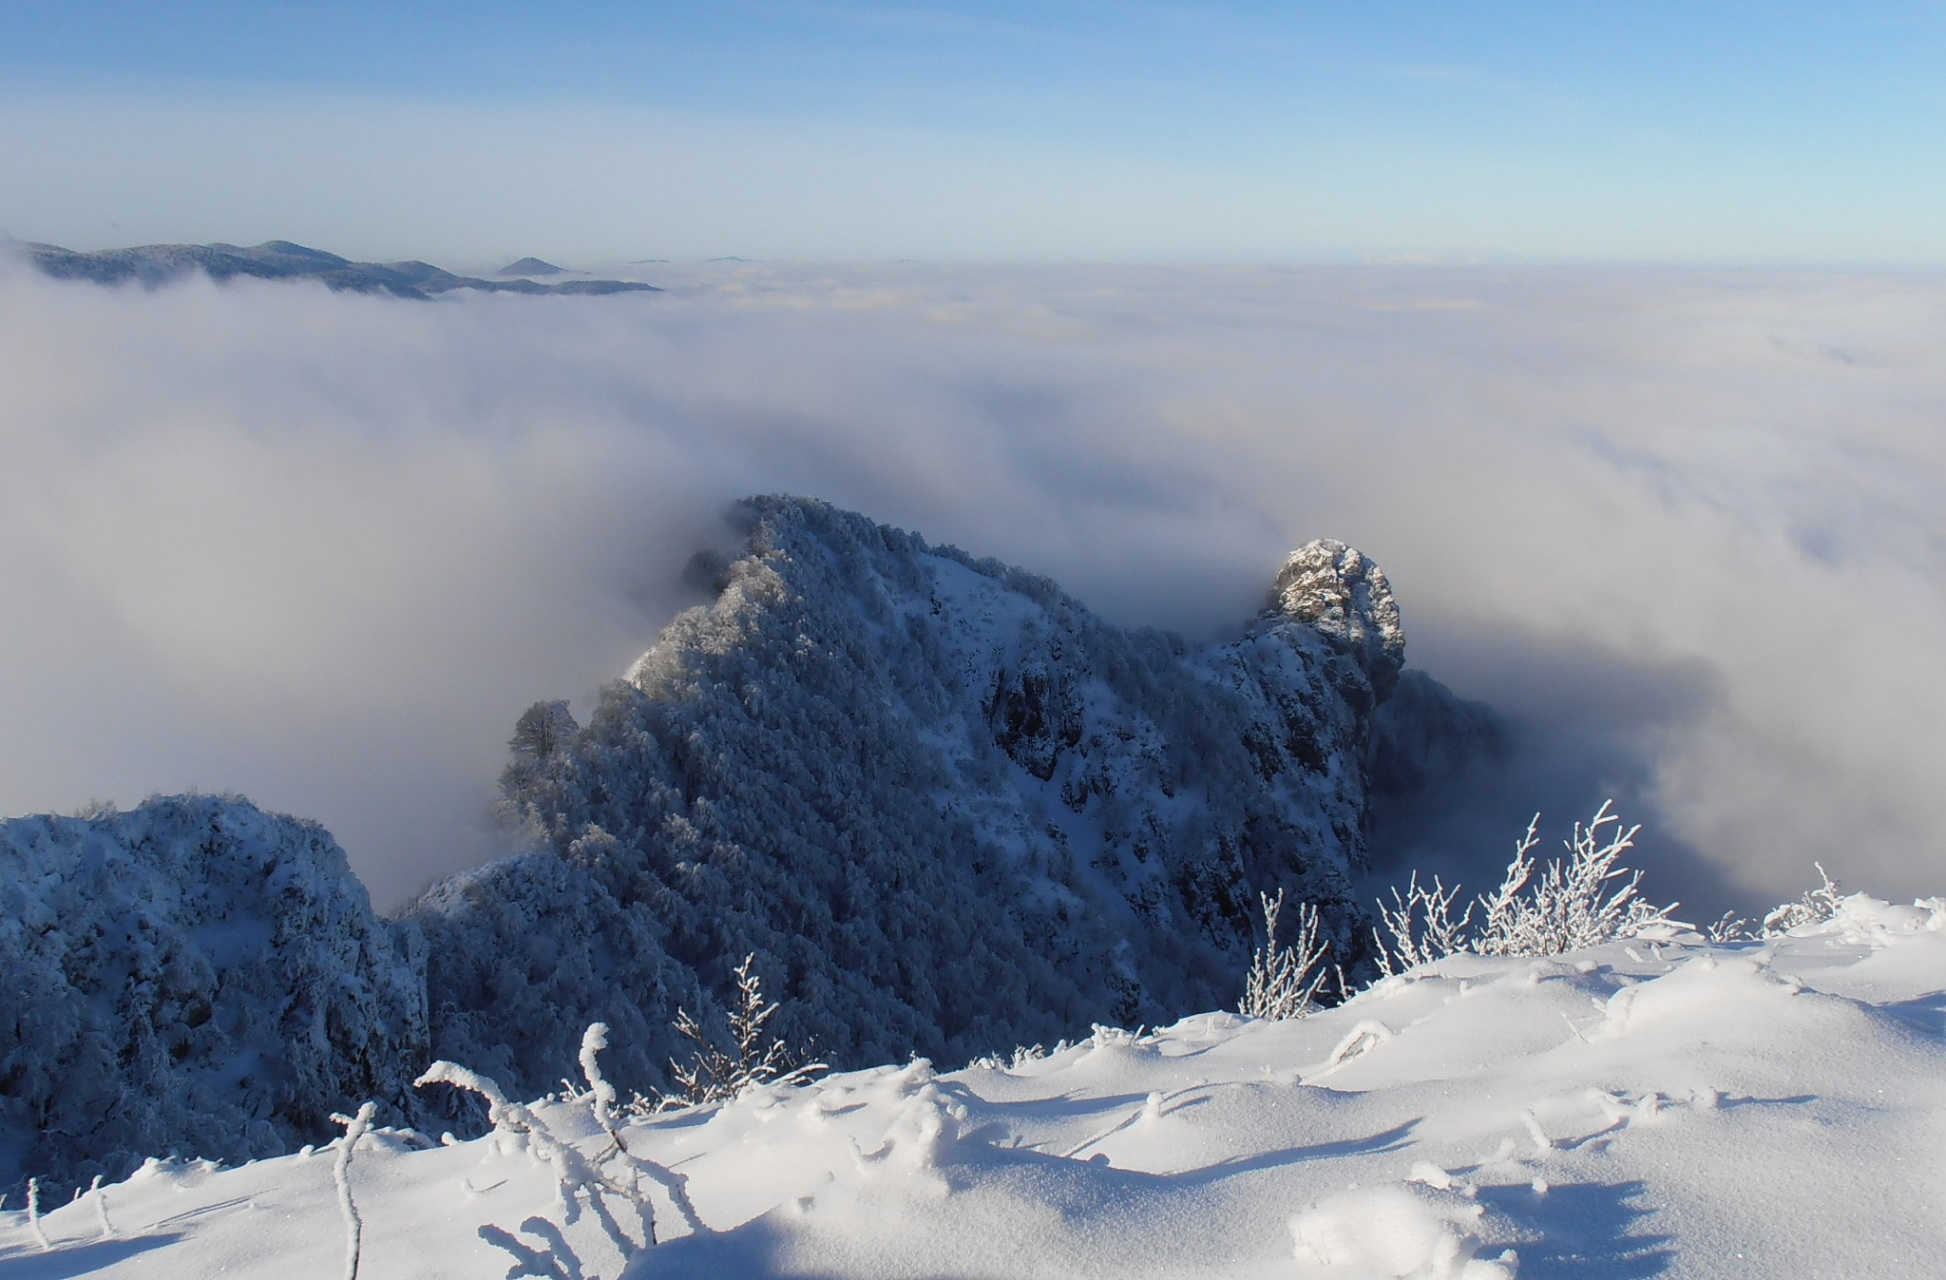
0, 796, 427, 1195
1269, 539, 1405, 705
414, 496, 1414, 1099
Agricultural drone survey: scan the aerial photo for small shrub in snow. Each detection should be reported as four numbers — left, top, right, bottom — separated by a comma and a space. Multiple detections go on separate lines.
1475, 803, 1676, 956
1371, 802, 1680, 969
1372, 873, 1472, 978
1761, 863, 1845, 937
1240, 889, 1333, 1020
655, 954, 824, 1109
1705, 911, 1755, 943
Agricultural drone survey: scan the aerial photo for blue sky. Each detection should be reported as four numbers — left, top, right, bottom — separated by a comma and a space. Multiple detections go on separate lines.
2, 2, 1943, 262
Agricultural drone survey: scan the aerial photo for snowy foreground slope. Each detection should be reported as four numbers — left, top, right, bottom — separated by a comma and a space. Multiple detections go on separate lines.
9, 896, 1942, 1279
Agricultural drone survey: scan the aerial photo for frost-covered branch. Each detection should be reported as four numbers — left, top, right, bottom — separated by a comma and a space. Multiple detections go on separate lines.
90, 1175, 114, 1240
1762, 863, 1845, 937
1372, 873, 1472, 977
331, 1101, 377, 1280
657, 954, 823, 1109
578, 1023, 703, 1241
1239, 889, 1331, 1020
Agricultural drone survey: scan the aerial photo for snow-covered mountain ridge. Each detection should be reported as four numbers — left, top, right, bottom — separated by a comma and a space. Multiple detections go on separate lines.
8, 894, 1942, 1279
1, 495, 1479, 1196
422, 495, 1422, 1102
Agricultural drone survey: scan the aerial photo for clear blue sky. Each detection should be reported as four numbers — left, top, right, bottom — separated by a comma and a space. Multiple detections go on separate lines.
2, 2, 1942, 263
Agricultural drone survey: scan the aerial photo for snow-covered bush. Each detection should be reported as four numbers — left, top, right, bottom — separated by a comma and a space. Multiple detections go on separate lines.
1372, 802, 1679, 969
1761, 863, 1845, 937
654, 954, 824, 1109
1474, 803, 1677, 957
1239, 890, 1334, 1020
1371, 874, 1472, 978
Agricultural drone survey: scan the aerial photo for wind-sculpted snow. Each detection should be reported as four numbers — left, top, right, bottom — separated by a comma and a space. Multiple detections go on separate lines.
0, 796, 428, 1198
421, 496, 1413, 1101
11, 896, 1945, 1277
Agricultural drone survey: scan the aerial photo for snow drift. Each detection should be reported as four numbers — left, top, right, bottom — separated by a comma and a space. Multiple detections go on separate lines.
8, 891, 1942, 1278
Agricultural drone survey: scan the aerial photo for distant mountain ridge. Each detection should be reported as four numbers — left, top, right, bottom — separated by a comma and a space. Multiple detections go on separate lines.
16, 239, 658, 299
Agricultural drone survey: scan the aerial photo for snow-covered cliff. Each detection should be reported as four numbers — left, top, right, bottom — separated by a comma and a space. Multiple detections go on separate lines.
0, 795, 426, 1195
415, 497, 1413, 1099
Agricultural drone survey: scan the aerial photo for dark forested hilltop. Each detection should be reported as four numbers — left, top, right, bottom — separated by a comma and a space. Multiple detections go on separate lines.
15, 239, 659, 299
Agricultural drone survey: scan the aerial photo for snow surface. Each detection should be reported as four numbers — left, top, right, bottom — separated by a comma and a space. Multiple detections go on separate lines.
9, 894, 1941, 1279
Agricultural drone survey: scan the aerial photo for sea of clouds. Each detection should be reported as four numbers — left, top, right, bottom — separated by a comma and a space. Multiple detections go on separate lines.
2, 256, 1941, 917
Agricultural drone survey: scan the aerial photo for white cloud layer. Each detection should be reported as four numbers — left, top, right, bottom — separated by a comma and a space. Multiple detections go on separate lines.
2, 258, 1942, 913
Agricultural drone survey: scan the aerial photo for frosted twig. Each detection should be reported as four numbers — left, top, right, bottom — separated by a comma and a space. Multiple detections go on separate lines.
26, 1177, 50, 1251
91, 1174, 115, 1239
332, 1101, 377, 1280
1239, 889, 1331, 1019
579, 1022, 704, 1241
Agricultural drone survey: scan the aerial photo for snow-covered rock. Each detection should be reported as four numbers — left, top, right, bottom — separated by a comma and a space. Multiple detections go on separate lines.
0, 795, 427, 1198
420, 496, 1416, 1100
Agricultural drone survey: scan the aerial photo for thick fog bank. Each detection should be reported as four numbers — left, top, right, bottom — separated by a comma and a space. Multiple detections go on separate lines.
2, 258, 1941, 914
